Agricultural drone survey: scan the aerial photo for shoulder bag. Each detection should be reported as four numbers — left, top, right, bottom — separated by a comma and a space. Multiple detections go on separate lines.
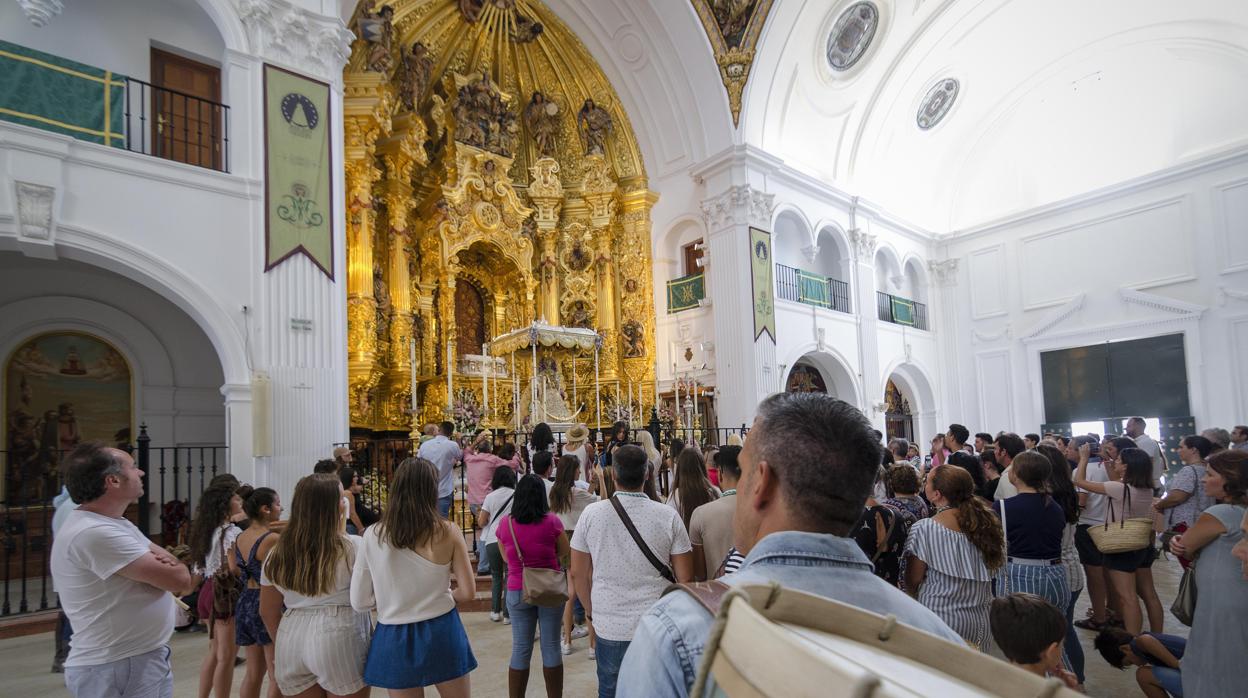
211, 528, 240, 618
506, 516, 568, 607
610, 495, 676, 583
1170, 558, 1197, 626
1089, 485, 1153, 554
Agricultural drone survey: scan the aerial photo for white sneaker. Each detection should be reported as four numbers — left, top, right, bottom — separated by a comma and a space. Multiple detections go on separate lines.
489, 612, 501, 623
570, 624, 589, 640
503, 615, 511, 625
561, 640, 573, 656
589, 647, 596, 661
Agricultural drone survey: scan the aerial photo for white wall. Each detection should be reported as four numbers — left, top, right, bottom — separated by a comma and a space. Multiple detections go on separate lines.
0, 0, 226, 80
939, 146, 1248, 434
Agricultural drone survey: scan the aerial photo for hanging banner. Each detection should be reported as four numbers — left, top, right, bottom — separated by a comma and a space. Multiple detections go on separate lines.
264, 64, 333, 278
749, 227, 776, 342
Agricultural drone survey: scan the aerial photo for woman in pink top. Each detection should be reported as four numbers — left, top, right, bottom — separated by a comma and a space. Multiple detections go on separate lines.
496, 474, 570, 697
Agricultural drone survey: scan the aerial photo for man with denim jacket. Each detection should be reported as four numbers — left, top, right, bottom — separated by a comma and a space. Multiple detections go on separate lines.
617, 393, 963, 697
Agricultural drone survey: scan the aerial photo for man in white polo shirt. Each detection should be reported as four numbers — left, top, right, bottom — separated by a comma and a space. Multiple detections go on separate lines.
571, 445, 692, 697
51, 442, 197, 698
1125, 417, 1167, 487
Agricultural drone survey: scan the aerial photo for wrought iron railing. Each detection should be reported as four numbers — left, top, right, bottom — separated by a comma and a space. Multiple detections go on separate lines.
775, 263, 851, 314
1, 426, 227, 617
877, 291, 929, 330
123, 77, 230, 172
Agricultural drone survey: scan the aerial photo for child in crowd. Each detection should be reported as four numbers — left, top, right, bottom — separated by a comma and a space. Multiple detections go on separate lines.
989, 594, 1080, 689
1094, 627, 1186, 698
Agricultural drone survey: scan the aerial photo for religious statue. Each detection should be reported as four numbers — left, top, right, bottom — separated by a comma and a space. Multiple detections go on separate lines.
458, 0, 484, 23
621, 320, 645, 359
511, 14, 543, 43
373, 267, 392, 346
397, 42, 433, 111
524, 92, 560, 158
453, 72, 519, 157
577, 98, 612, 156
357, 3, 395, 73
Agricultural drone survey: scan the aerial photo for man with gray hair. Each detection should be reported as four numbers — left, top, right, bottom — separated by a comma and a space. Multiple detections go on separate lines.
887, 437, 911, 465
1202, 427, 1232, 452
618, 393, 961, 697
52, 442, 197, 698
1124, 417, 1166, 487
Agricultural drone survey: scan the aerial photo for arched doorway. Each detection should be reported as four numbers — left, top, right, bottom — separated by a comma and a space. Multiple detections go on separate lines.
782, 350, 860, 407
884, 378, 914, 442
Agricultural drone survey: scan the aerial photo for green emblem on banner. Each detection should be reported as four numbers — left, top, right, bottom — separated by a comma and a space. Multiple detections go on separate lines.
264, 65, 333, 278
891, 296, 916, 326
666, 273, 705, 313
750, 227, 776, 343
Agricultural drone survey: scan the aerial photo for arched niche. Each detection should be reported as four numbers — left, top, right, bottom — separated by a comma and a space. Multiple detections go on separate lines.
781, 348, 860, 407
772, 207, 813, 270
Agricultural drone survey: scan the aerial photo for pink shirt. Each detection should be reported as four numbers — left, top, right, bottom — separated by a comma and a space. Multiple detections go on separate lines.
496, 513, 564, 591
464, 447, 520, 506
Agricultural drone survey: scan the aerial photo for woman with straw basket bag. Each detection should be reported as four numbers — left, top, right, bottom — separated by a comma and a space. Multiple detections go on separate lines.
1074, 444, 1163, 635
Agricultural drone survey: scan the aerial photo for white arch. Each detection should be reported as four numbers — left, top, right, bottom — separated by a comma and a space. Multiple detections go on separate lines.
657, 215, 707, 272
192, 0, 249, 52
900, 253, 929, 302
880, 358, 939, 442
780, 343, 862, 409
54, 224, 250, 387
872, 243, 903, 293
773, 206, 814, 269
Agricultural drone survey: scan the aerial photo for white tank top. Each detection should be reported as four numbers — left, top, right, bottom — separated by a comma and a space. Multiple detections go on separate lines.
351, 526, 455, 624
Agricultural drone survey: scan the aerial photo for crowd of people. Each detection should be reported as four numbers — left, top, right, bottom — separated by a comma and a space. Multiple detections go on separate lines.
46, 407, 1248, 697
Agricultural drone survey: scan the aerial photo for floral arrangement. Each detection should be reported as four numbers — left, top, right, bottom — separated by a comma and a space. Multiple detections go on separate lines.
604, 394, 635, 425
451, 387, 483, 434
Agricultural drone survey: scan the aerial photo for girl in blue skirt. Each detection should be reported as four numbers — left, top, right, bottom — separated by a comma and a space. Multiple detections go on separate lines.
352, 458, 477, 696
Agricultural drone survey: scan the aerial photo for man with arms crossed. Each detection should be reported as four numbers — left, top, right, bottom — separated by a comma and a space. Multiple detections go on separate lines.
52, 442, 197, 698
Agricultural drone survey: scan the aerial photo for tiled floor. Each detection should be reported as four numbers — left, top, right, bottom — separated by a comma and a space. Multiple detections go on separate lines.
0, 554, 1188, 697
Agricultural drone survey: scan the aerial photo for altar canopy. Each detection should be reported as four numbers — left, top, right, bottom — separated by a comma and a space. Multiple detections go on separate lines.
342, 0, 658, 433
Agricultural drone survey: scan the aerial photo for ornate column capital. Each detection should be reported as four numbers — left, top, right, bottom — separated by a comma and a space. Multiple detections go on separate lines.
928, 258, 960, 287
16, 0, 62, 27
700, 184, 775, 232
801, 244, 820, 265
237, 0, 354, 82
848, 228, 878, 262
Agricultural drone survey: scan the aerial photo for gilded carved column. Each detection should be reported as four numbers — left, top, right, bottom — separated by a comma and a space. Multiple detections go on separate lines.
619, 188, 659, 398
528, 157, 564, 325
344, 73, 393, 426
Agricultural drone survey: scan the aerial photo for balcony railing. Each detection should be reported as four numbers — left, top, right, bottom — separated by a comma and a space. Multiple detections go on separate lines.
0, 41, 229, 173
123, 77, 230, 172
666, 272, 705, 313
775, 264, 851, 314
877, 291, 929, 330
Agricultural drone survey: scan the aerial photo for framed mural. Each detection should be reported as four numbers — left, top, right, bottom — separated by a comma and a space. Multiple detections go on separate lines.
786, 364, 827, 394
4, 332, 132, 504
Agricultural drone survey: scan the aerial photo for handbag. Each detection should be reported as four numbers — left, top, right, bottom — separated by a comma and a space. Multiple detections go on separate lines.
211, 528, 240, 618
996, 498, 1011, 597
610, 495, 676, 583
506, 516, 568, 608
1089, 486, 1153, 554
1170, 560, 1197, 626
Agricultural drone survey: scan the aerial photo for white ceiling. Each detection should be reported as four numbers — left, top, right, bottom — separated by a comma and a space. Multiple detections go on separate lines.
743, 0, 1248, 232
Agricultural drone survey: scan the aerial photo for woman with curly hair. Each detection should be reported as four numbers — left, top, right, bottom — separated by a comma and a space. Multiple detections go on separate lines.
188, 485, 243, 698
904, 465, 1004, 649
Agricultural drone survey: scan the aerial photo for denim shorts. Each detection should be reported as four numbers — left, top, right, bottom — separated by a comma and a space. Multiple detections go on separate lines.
363, 609, 476, 689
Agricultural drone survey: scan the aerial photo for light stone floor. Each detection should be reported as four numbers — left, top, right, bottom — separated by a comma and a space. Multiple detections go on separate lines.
0, 554, 1188, 697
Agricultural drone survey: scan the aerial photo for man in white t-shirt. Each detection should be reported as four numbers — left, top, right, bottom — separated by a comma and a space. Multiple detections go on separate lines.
51, 443, 197, 698
1125, 417, 1167, 487
571, 445, 692, 697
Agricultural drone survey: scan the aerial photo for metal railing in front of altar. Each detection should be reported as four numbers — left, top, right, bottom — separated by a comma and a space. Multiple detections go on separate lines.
333, 422, 750, 554
1, 426, 227, 617
775, 263, 852, 314
876, 291, 929, 330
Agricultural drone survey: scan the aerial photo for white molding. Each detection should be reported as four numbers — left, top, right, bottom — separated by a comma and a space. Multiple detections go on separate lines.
1229, 316, 1248, 420
1017, 195, 1194, 311
1217, 286, 1248, 305
945, 142, 1248, 242
974, 349, 1014, 432
1020, 293, 1085, 342
1211, 174, 1248, 275
972, 325, 1012, 344
1119, 288, 1206, 317
967, 244, 1006, 319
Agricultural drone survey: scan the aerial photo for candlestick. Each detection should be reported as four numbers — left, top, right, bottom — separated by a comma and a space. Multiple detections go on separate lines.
409, 338, 417, 422
594, 346, 600, 429
446, 340, 454, 416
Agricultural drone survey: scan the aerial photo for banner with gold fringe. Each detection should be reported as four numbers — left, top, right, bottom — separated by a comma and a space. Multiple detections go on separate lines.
264, 64, 333, 279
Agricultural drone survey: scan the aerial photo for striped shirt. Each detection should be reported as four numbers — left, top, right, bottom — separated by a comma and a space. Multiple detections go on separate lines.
720, 548, 745, 576
904, 518, 994, 649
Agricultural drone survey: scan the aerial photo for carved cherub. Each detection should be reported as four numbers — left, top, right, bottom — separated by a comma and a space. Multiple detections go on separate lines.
524, 92, 560, 158
358, 3, 395, 73
577, 98, 613, 157
458, 0, 484, 23
511, 14, 543, 43
397, 42, 433, 111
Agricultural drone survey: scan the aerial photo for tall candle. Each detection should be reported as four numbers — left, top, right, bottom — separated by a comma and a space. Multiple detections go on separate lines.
481, 342, 489, 421
446, 340, 454, 416
594, 347, 600, 429
409, 338, 417, 420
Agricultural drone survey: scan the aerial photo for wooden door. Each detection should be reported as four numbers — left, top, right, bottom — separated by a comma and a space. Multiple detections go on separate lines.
151, 49, 222, 169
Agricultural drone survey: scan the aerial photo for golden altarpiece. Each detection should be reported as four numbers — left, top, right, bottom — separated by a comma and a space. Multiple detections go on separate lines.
343, 0, 658, 435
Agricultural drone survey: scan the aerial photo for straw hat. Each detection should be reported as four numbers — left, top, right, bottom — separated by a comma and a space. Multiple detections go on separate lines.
565, 423, 589, 447
333, 446, 351, 459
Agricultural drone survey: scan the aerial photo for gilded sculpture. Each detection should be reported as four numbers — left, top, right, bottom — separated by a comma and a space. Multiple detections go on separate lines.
344, 0, 656, 434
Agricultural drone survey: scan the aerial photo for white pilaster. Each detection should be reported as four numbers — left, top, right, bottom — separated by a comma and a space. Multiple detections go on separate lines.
928, 258, 962, 428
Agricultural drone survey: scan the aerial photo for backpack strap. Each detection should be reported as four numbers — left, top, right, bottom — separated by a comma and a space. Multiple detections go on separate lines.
610, 495, 675, 583
663, 580, 732, 616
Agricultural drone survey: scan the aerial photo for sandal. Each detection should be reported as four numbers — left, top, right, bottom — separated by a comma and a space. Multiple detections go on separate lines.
1073, 617, 1108, 631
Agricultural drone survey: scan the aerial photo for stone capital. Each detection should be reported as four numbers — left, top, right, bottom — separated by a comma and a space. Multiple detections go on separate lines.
238, 0, 354, 83
700, 185, 774, 232
848, 228, 877, 262
928, 258, 960, 287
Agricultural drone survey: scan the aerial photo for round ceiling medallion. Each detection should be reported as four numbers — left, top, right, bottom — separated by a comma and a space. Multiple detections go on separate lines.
916, 78, 959, 130
827, 2, 879, 72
